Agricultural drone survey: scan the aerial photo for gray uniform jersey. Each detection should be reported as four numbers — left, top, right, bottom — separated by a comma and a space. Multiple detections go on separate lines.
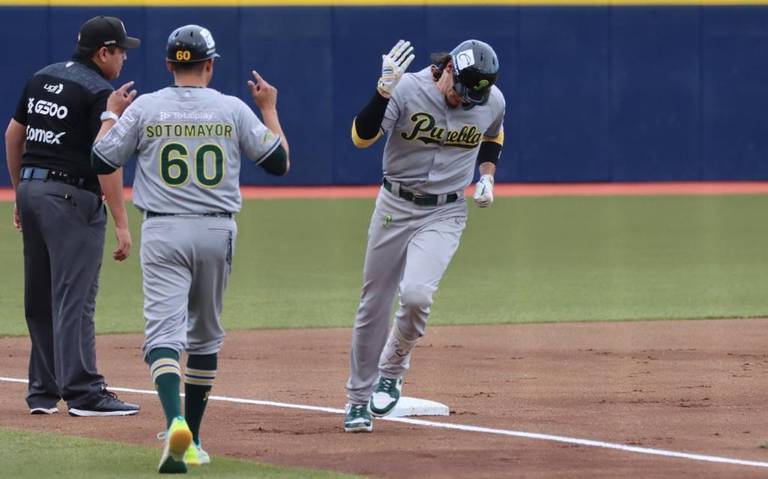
381, 67, 505, 195
93, 87, 280, 213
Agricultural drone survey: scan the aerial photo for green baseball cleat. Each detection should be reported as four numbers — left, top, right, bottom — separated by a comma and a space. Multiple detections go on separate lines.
343, 403, 373, 432
369, 376, 403, 417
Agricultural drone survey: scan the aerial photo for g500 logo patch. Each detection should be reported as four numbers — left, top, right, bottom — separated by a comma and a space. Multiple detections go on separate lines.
27, 98, 69, 119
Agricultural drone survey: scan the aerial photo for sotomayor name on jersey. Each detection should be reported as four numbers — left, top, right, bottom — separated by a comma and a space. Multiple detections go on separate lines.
145, 123, 233, 139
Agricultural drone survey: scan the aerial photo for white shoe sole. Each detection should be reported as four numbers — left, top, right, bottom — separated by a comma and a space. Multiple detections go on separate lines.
369, 396, 398, 417
344, 423, 373, 433
30, 407, 58, 415
68, 408, 139, 417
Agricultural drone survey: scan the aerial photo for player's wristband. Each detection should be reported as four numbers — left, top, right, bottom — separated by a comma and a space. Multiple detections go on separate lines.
477, 141, 502, 166
100, 111, 120, 122
354, 91, 390, 140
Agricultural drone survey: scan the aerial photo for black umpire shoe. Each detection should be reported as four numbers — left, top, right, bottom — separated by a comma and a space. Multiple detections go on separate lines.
68, 389, 140, 417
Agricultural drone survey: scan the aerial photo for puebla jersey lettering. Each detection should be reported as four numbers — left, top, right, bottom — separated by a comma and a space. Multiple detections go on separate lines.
380, 67, 506, 195
400, 112, 483, 148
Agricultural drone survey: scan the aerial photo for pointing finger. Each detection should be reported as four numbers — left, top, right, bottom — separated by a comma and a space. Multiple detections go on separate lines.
117, 81, 135, 93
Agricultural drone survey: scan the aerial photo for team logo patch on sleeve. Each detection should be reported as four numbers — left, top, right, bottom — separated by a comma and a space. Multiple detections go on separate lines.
262, 130, 277, 144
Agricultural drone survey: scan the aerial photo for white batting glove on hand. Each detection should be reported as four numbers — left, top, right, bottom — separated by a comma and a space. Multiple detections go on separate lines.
377, 40, 415, 98
473, 174, 495, 208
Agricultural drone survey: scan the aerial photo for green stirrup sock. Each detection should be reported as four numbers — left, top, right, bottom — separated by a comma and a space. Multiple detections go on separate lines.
146, 348, 182, 429
185, 353, 217, 445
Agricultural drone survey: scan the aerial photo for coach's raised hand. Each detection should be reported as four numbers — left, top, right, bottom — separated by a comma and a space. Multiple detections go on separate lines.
247, 70, 289, 167
106, 81, 138, 117
247, 71, 277, 112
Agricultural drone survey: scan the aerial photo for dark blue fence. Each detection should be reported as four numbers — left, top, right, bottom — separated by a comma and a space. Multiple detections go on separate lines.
2, 5, 768, 185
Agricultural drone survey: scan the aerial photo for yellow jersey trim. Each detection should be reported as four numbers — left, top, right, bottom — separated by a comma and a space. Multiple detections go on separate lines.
482, 130, 505, 146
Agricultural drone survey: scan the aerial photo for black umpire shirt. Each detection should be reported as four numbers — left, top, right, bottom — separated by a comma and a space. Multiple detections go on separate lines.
13, 55, 113, 195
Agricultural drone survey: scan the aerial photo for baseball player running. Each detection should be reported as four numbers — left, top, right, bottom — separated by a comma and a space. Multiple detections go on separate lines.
91, 25, 289, 472
344, 39, 505, 432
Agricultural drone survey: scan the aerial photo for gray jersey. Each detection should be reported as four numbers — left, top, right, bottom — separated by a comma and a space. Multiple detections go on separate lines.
93, 87, 280, 213
381, 67, 505, 195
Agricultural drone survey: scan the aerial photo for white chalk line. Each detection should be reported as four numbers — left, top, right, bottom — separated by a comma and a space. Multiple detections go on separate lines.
1, 376, 767, 469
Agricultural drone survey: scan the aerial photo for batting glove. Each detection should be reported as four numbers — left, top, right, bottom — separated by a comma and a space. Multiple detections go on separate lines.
473, 174, 495, 208
377, 40, 415, 98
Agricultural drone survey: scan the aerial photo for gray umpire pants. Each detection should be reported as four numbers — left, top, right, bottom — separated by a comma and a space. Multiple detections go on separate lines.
16, 179, 107, 410
346, 186, 467, 404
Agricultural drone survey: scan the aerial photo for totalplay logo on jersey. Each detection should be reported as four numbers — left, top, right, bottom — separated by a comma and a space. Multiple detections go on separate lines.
400, 112, 482, 149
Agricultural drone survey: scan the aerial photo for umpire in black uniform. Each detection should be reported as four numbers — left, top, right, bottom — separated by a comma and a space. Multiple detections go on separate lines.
4, 16, 141, 416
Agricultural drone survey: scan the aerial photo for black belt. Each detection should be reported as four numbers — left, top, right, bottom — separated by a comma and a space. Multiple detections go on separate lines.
145, 211, 232, 218
383, 178, 458, 206
20, 166, 87, 189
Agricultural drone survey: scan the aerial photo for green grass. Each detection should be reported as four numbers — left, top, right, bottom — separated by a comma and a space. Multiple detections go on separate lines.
0, 427, 360, 478
2, 194, 768, 336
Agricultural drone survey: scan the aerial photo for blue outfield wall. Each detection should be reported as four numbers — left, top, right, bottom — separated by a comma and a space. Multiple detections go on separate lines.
2, 5, 768, 186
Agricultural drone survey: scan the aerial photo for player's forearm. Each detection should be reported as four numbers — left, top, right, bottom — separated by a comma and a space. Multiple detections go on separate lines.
95, 119, 116, 144
354, 91, 389, 141
260, 108, 289, 156
98, 169, 130, 229
478, 161, 496, 177
5, 120, 26, 190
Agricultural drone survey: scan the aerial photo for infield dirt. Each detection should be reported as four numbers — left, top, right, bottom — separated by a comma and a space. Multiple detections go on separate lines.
1, 319, 768, 478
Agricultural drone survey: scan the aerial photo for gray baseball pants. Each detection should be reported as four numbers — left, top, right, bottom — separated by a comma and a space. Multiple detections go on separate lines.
140, 215, 236, 357
346, 186, 467, 404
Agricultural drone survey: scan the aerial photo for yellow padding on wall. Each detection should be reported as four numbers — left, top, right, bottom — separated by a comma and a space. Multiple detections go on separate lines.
3, 0, 768, 7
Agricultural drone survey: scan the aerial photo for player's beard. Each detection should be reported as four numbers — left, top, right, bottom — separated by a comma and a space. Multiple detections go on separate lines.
444, 91, 461, 108
435, 64, 461, 108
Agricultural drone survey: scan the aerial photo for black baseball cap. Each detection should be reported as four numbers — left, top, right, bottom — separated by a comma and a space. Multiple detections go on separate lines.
77, 16, 140, 50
